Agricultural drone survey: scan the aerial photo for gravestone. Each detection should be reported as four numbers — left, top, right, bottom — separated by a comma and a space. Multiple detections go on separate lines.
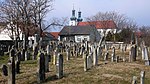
1, 64, 8, 76
34, 34, 39, 46
87, 53, 93, 70
33, 44, 38, 60
21, 49, 25, 61
116, 56, 119, 63
84, 53, 87, 72
111, 47, 115, 62
56, 53, 63, 79
15, 60, 20, 74
104, 52, 109, 61
29, 38, 33, 49
46, 45, 51, 62
45, 53, 49, 72
111, 53, 115, 62
53, 50, 57, 65
93, 47, 98, 66
129, 45, 137, 62
25, 51, 29, 61
66, 48, 70, 61
132, 76, 137, 84
140, 71, 145, 84
143, 47, 150, 65
8, 57, 15, 84
37, 52, 45, 83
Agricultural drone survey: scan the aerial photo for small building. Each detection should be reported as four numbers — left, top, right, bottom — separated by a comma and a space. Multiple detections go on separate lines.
59, 26, 100, 43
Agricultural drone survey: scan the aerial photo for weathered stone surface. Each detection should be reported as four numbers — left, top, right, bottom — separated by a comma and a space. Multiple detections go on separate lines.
37, 53, 45, 83
56, 53, 63, 79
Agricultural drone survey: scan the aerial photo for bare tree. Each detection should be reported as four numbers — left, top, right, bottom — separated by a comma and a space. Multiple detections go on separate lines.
86, 11, 138, 46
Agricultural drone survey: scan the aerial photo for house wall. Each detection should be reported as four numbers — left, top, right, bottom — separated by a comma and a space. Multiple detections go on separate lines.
75, 35, 90, 43
60, 35, 75, 42
97, 29, 117, 37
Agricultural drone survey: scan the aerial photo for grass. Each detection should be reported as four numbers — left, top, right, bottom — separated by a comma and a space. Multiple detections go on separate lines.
0, 48, 150, 84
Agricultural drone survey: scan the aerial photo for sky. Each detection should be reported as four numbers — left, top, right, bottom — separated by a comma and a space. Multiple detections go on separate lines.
47, 0, 150, 27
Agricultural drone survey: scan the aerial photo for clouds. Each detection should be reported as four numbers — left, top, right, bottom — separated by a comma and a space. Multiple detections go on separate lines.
48, 0, 150, 26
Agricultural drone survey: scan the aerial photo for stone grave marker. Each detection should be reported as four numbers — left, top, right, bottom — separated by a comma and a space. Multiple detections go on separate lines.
56, 53, 63, 79
37, 52, 45, 83
140, 71, 145, 84
132, 76, 137, 84
66, 48, 70, 61
143, 46, 150, 65
93, 47, 98, 66
45, 53, 49, 72
25, 51, 29, 61
87, 53, 93, 70
1, 64, 8, 76
84, 53, 87, 72
8, 57, 15, 84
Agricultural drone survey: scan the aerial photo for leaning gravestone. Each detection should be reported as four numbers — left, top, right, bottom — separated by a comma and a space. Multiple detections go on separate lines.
37, 52, 45, 83
56, 53, 63, 79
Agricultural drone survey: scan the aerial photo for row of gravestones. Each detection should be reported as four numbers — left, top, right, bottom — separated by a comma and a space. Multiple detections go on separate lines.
1, 47, 64, 84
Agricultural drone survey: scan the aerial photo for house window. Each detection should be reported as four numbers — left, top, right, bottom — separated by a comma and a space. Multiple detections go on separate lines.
84, 38, 87, 41
77, 37, 81, 42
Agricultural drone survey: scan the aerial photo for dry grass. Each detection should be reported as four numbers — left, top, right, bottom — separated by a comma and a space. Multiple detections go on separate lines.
0, 48, 150, 84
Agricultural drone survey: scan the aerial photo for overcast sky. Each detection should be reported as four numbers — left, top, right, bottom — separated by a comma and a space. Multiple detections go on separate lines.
47, 0, 150, 27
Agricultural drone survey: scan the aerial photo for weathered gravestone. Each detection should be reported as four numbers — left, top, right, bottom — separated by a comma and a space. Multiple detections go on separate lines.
104, 51, 109, 61
56, 53, 63, 79
1, 64, 8, 76
8, 57, 15, 84
143, 47, 150, 65
25, 51, 30, 61
46, 45, 51, 62
45, 53, 49, 72
132, 76, 137, 84
37, 52, 45, 83
66, 48, 70, 61
33, 44, 38, 60
53, 50, 57, 65
111, 47, 115, 62
93, 46, 98, 66
84, 52, 87, 72
140, 71, 145, 84
129, 45, 137, 62
87, 53, 93, 70
21, 49, 25, 61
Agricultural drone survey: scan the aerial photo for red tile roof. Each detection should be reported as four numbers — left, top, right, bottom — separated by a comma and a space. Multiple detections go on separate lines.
135, 31, 143, 37
78, 20, 117, 29
50, 32, 59, 39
